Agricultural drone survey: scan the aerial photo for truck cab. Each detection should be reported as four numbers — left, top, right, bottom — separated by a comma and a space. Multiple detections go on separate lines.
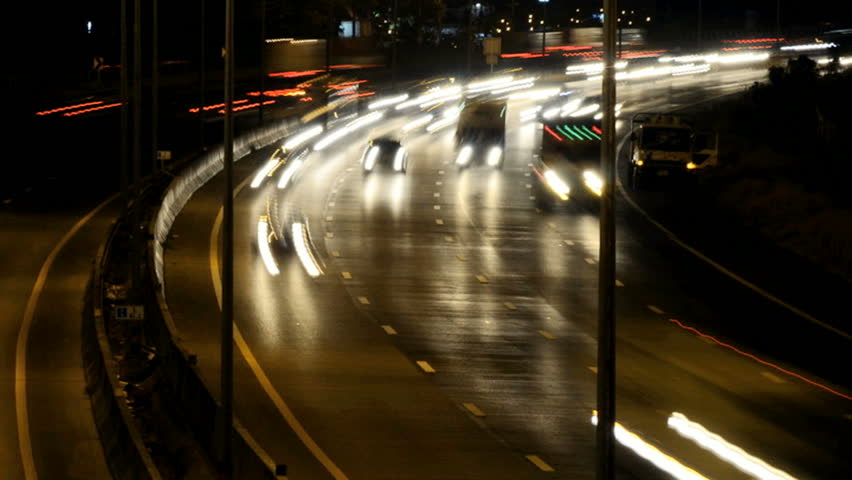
629, 113, 718, 188
454, 100, 507, 169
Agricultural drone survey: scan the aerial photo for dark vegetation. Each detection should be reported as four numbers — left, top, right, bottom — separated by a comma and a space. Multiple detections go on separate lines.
702, 55, 852, 281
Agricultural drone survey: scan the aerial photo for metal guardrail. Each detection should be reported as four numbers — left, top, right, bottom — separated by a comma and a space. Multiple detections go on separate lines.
83, 215, 162, 480
146, 115, 300, 479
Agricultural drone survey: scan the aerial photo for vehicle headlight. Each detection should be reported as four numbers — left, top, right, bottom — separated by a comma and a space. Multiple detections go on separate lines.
686, 162, 697, 170
544, 170, 570, 200
456, 145, 473, 166
635, 159, 644, 167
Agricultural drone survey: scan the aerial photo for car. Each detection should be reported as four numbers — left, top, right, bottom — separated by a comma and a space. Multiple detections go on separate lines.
361, 138, 408, 174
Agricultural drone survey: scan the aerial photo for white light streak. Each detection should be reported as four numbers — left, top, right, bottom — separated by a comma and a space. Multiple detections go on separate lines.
292, 222, 322, 277
570, 103, 600, 117
314, 111, 385, 151
368, 93, 410, 110
277, 159, 303, 189
667, 413, 800, 480
283, 125, 324, 150
250, 158, 279, 188
591, 412, 710, 480
257, 219, 280, 275
781, 42, 836, 51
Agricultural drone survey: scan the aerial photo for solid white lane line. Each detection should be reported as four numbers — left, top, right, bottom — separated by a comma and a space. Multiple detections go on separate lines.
358, 296, 370, 305
538, 330, 556, 340
416, 361, 436, 373
435, 219, 444, 225
462, 403, 486, 417
16, 193, 117, 480
504, 302, 518, 310
211, 205, 349, 480
476, 275, 489, 284
615, 133, 851, 341
381, 325, 398, 335
647, 305, 665, 314
761, 372, 786, 384
341, 272, 352, 280
525, 455, 555, 472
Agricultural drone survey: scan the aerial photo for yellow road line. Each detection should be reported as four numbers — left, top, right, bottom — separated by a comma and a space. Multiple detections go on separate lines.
357, 296, 370, 305
615, 280, 624, 287
504, 302, 518, 311
16, 193, 117, 480
647, 305, 665, 315
525, 455, 555, 472
210, 205, 349, 480
416, 361, 436, 373
538, 330, 556, 340
341, 272, 352, 280
588, 366, 598, 374
462, 403, 486, 417
476, 275, 489, 284
456, 255, 467, 262
381, 325, 398, 335
761, 371, 785, 384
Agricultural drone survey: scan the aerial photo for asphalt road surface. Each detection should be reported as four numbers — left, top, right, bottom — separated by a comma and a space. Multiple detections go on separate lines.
164, 67, 852, 479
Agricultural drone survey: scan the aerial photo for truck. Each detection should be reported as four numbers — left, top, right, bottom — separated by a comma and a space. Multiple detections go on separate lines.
628, 113, 718, 189
533, 117, 604, 209
454, 100, 507, 169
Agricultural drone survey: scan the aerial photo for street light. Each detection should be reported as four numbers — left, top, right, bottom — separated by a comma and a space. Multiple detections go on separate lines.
539, 0, 549, 56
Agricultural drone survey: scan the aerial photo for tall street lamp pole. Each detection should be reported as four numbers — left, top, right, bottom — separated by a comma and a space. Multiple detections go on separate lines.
540, 0, 548, 56
220, 0, 235, 475
598, 0, 618, 478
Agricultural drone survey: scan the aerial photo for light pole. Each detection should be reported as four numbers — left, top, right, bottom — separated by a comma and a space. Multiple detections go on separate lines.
539, 0, 548, 56
598, 0, 618, 478
221, 0, 235, 476
697, 0, 703, 50
392, 0, 399, 88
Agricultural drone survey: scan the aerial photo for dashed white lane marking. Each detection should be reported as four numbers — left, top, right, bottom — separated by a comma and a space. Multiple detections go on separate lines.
529, 196, 535, 200
326, 215, 334, 221
331, 250, 341, 257
345, 168, 352, 172
456, 255, 467, 262
357, 296, 370, 305
417, 361, 436, 373
588, 366, 598, 374
647, 305, 665, 314
525, 184, 532, 188
438, 170, 445, 175
615, 280, 624, 287
381, 325, 398, 335
435, 219, 444, 225
328, 201, 336, 207
761, 372, 786, 384
527, 162, 533, 167
563, 240, 574, 246
504, 302, 518, 310
538, 330, 556, 340
462, 403, 486, 417
436, 181, 443, 185
547, 222, 556, 229
325, 232, 335, 239
332, 188, 338, 194
525, 455, 555, 472
341, 272, 352, 280
444, 235, 455, 243
433, 192, 440, 197
476, 275, 489, 284
584, 257, 597, 265
524, 172, 531, 177
433, 205, 441, 210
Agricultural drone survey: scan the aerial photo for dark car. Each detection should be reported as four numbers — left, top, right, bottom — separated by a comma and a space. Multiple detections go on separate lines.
361, 138, 409, 174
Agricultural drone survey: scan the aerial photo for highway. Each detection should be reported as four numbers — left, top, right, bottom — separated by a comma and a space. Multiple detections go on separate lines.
162, 64, 852, 479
